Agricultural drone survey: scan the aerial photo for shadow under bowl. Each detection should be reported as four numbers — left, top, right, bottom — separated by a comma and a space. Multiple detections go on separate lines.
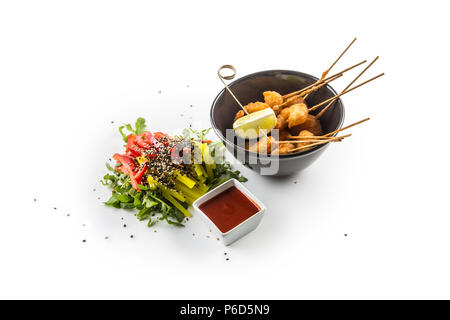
210, 70, 345, 176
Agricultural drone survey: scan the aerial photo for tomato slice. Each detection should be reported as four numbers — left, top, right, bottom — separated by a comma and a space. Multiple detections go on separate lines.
126, 135, 142, 157
144, 132, 164, 149
135, 135, 152, 149
133, 164, 147, 185
113, 153, 141, 190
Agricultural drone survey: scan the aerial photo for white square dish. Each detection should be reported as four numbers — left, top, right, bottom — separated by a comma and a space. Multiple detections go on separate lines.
193, 179, 266, 246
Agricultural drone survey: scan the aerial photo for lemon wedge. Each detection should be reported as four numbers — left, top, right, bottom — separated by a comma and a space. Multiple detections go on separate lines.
233, 108, 277, 139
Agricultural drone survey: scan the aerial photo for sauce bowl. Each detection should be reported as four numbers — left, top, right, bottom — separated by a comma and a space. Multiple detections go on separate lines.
193, 179, 266, 246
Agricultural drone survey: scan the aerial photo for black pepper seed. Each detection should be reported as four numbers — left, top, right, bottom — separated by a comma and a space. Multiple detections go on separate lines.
53, 207, 57, 210
130, 235, 134, 238
82, 240, 86, 243
158, 90, 161, 94
344, 234, 348, 237
226, 258, 229, 261
33, 198, 37, 202
111, 121, 114, 124
123, 224, 127, 228
224, 253, 227, 255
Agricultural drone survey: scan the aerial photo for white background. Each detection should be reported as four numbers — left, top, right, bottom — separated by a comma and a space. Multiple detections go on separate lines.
1, 0, 449, 300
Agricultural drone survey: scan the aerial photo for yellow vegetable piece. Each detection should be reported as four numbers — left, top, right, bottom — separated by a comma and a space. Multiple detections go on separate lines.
159, 185, 185, 202
174, 181, 204, 200
146, 176, 157, 190
194, 164, 203, 177
201, 143, 216, 168
175, 173, 196, 189
161, 191, 190, 217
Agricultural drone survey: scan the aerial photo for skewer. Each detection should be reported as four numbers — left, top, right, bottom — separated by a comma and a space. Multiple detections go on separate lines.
277, 74, 343, 110
324, 117, 370, 137
298, 37, 358, 101
282, 59, 367, 100
277, 138, 340, 144
320, 37, 358, 80
218, 65, 248, 115
316, 56, 379, 118
289, 134, 352, 153
287, 135, 334, 140
308, 73, 385, 112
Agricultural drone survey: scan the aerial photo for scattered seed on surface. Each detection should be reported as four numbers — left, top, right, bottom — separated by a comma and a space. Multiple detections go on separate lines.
344, 234, 348, 237
82, 224, 86, 227
67, 214, 70, 217
158, 90, 161, 94
130, 235, 134, 238
33, 198, 37, 202
154, 230, 157, 233
105, 236, 109, 240
216, 238, 219, 241
97, 197, 100, 200
226, 258, 230, 261
294, 181, 298, 184
93, 189, 96, 192
192, 233, 195, 236
121, 217, 124, 220
53, 207, 57, 210
111, 121, 114, 124
82, 240, 86, 243
123, 224, 127, 228
224, 253, 227, 255
206, 235, 210, 238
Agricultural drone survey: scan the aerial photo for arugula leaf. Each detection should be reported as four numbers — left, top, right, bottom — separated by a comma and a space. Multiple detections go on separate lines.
120, 202, 135, 209
105, 162, 114, 172
104, 194, 119, 206
116, 194, 132, 203
119, 126, 129, 143
135, 117, 147, 134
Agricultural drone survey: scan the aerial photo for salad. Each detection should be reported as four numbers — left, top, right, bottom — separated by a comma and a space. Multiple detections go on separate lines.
101, 118, 247, 227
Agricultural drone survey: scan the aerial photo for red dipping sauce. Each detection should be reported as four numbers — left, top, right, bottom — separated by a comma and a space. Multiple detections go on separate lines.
199, 186, 260, 233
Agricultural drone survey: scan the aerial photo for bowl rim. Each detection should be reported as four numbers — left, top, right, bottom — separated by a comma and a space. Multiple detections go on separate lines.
210, 69, 345, 159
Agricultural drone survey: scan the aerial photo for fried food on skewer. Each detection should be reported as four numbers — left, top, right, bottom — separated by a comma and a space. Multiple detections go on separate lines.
248, 135, 275, 154
234, 101, 270, 121
289, 114, 324, 136
287, 103, 308, 128
263, 91, 283, 108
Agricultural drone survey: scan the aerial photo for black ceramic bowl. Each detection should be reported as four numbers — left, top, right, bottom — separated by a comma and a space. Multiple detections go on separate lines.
210, 70, 345, 176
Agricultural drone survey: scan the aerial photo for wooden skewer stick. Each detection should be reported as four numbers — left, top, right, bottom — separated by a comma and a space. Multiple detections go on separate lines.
317, 56, 379, 119
320, 37, 358, 80
300, 37, 358, 101
308, 73, 385, 113
287, 135, 334, 140
277, 74, 343, 110
277, 138, 339, 144
282, 59, 367, 100
324, 117, 370, 137
289, 134, 352, 153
